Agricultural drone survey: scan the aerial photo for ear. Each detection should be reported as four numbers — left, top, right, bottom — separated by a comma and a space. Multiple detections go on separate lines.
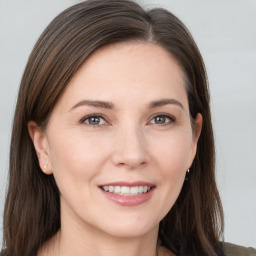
188, 113, 203, 168
27, 121, 52, 175
194, 113, 203, 144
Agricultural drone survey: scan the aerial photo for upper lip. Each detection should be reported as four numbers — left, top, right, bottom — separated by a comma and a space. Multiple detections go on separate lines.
99, 181, 155, 187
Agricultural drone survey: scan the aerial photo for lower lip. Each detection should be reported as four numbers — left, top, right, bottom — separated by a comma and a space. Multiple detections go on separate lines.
100, 188, 155, 206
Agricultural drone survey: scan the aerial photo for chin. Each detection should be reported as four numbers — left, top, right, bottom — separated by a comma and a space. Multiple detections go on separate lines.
96, 215, 160, 239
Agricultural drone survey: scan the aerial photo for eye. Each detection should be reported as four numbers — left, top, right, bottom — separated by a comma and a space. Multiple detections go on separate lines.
149, 114, 175, 125
81, 114, 107, 126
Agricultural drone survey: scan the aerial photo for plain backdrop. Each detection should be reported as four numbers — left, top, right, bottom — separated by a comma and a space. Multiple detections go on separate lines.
0, 0, 255, 248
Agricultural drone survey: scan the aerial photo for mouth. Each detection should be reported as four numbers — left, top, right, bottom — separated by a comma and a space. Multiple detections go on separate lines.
99, 185, 153, 196
99, 182, 155, 206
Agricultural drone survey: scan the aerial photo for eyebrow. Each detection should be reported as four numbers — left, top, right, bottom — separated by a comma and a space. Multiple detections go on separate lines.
70, 100, 114, 110
70, 98, 184, 111
149, 99, 184, 109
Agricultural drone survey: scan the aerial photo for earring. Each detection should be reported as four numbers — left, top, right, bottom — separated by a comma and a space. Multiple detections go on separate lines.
185, 169, 190, 181
43, 163, 48, 174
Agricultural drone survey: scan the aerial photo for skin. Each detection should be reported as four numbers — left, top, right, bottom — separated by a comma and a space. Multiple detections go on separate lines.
28, 42, 202, 256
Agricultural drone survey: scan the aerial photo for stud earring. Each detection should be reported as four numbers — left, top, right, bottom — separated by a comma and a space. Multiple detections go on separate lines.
185, 169, 190, 181
43, 163, 48, 174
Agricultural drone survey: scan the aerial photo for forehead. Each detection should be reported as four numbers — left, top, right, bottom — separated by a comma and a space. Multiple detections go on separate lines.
76, 41, 183, 83
55, 42, 187, 110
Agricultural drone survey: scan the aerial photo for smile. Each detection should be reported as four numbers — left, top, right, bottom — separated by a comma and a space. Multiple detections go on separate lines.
101, 185, 151, 196
99, 182, 155, 206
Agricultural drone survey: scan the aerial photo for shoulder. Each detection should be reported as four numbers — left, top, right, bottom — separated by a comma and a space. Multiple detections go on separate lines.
223, 242, 256, 256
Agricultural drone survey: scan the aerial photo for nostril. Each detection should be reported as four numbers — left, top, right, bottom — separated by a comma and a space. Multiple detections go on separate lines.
119, 160, 147, 170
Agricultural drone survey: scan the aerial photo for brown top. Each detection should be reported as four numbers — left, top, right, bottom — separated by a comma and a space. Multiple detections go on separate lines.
158, 242, 256, 256
224, 242, 256, 256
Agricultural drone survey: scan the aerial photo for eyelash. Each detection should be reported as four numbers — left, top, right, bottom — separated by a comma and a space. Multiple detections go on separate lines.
80, 113, 176, 127
80, 114, 108, 126
148, 113, 176, 126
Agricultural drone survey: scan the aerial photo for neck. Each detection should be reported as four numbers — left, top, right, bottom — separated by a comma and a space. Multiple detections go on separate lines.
59, 228, 159, 256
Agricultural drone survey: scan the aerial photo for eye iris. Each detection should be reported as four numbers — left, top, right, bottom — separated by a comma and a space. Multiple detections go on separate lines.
155, 116, 166, 124
89, 117, 100, 125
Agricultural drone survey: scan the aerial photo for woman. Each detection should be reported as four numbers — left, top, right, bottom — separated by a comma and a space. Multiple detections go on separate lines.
1, 0, 255, 256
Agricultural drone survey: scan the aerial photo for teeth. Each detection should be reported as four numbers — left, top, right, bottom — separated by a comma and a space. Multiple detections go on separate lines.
121, 186, 129, 194
103, 186, 109, 192
102, 185, 151, 195
130, 186, 138, 194
114, 186, 120, 193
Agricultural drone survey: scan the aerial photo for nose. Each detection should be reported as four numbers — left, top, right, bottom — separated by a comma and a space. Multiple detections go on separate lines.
111, 125, 148, 169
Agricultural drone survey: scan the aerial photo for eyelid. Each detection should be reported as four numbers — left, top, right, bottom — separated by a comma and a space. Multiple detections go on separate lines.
79, 112, 175, 126
147, 113, 176, 125
80, 113, 109, 126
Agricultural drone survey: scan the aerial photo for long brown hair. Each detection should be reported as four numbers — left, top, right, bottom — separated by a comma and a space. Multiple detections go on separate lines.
1, 1, 224, 255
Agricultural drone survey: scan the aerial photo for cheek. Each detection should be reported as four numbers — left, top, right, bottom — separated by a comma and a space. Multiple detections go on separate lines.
158, 144, 187, 191
149, 131, 193, 210
47, 132, 109, 188
150, 130, 194, 171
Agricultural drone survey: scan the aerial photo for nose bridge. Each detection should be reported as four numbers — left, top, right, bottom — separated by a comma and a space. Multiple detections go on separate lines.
112, 122, 147, 168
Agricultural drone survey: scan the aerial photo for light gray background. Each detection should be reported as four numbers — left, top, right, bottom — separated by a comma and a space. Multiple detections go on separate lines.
0, 0, 255, 248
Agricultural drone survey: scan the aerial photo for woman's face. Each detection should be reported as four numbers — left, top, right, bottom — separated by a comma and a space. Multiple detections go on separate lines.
30, 42, 202, 239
